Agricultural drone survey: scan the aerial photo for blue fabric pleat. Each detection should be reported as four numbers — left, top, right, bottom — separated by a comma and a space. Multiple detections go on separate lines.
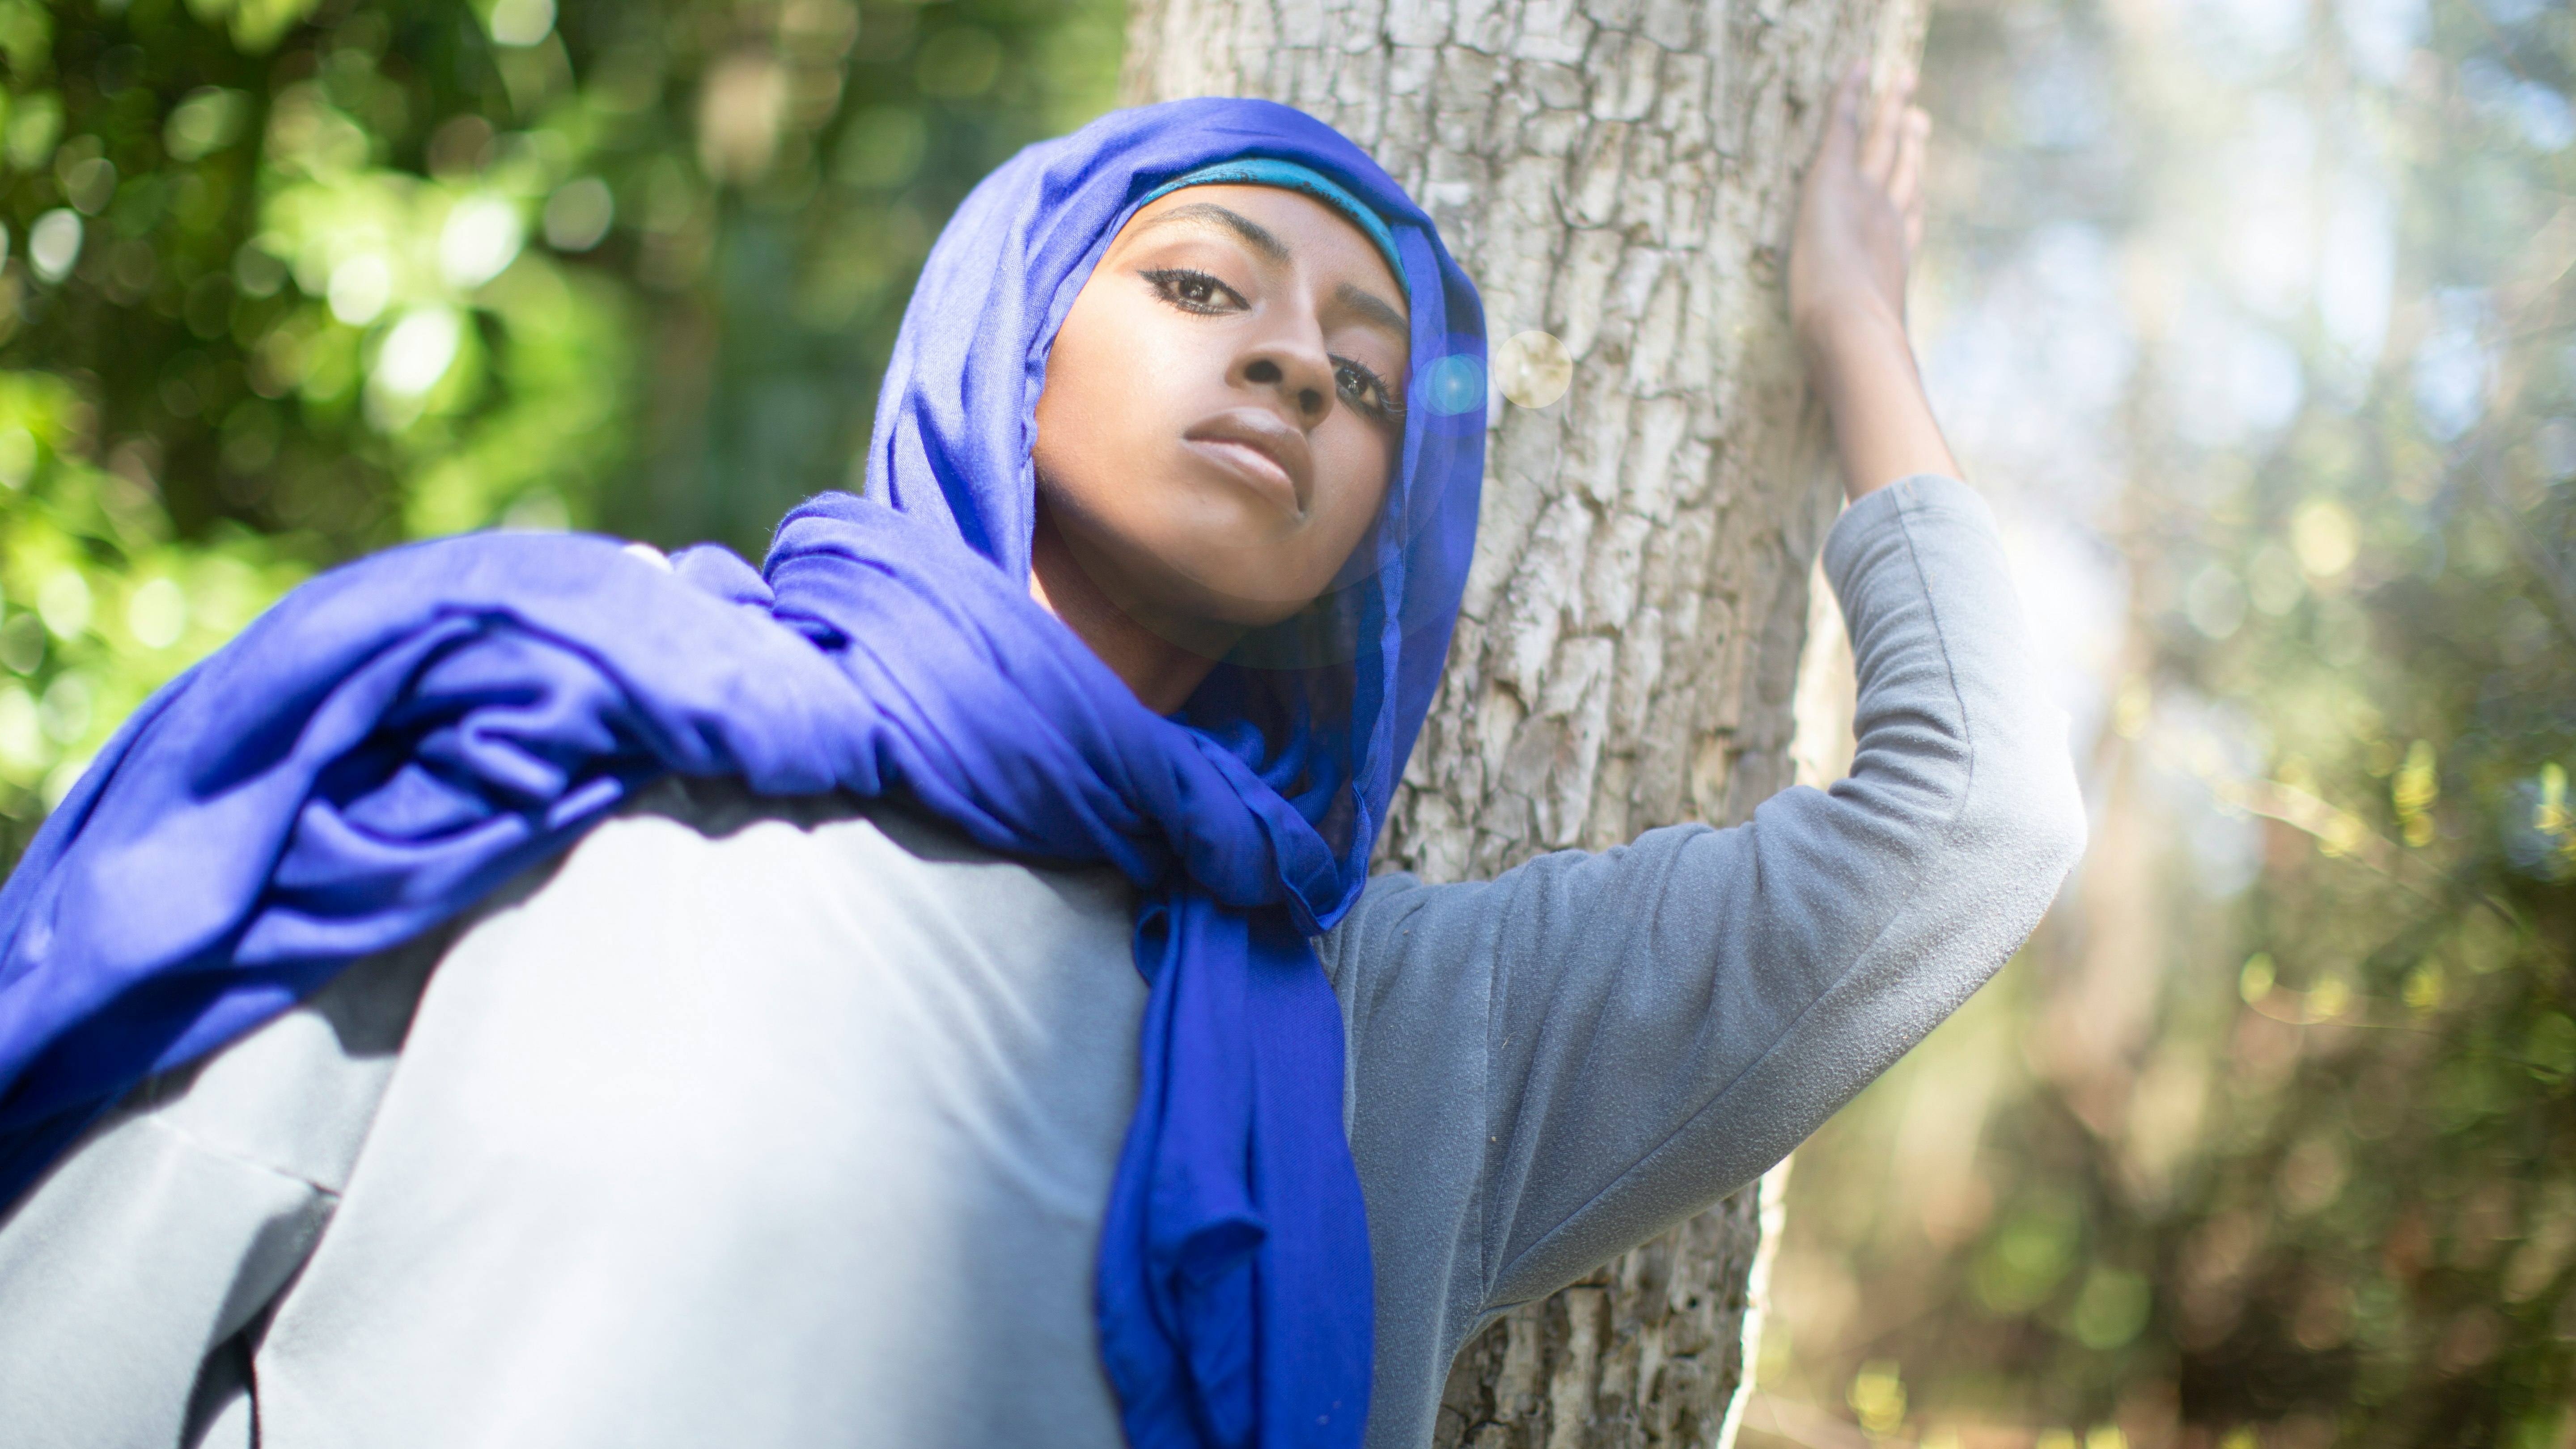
0, 98, 1484, 1449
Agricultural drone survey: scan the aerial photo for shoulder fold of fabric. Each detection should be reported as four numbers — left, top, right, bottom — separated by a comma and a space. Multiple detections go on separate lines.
0, 96, 1487, 1449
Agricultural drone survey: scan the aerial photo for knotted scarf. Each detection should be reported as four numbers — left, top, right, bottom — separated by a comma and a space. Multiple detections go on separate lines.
0, 97, 1485, 1449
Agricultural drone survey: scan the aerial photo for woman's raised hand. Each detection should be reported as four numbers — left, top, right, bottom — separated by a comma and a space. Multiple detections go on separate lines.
1792, 64, 1931, 341
1789, 64, 1960, 501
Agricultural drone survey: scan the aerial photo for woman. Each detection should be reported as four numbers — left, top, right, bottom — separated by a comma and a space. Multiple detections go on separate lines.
0, 76, 2080, 1449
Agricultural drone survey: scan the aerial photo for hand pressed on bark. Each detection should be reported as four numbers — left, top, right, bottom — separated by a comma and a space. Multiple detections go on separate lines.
1791, 64, 1962, 502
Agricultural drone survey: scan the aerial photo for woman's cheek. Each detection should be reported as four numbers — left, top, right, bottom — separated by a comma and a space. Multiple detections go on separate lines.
1318, 428, 1395, 538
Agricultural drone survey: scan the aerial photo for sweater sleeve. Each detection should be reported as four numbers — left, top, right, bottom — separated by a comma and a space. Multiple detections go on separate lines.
1320, 474, 2087, 1318
0, 919, 449, 1448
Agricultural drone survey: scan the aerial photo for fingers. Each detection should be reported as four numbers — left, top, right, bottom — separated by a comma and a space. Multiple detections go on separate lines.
1888, 107, 1929, 207
1859, 66, 1915, 184
1821, 62, 1867, 165
1890, 106, 1932, 249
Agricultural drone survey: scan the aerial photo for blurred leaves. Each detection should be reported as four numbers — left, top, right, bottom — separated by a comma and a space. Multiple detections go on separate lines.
1762, 0, 2574, 1440
0, 0, 1120, 860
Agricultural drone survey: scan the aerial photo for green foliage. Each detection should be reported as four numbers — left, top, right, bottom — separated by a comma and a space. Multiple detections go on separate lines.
0, 0, 1121, 859
1763, 0, 2574, 1441
2090, 0, 2576, 1418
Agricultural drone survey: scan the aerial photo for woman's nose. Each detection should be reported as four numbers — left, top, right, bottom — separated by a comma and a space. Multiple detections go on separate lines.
1237, 333, 1335, 425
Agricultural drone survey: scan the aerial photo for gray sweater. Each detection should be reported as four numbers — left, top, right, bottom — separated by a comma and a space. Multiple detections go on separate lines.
0, 474, 2084, 1449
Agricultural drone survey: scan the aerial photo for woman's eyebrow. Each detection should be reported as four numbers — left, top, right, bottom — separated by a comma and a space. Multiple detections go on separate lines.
1135, 199, 1408, 340
1334, 281, 1408, 343
1133, 202, 1290, 263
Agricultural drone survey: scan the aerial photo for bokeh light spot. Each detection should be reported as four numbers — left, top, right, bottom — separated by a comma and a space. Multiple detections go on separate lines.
126, 579, 187, 650
375, 309, 463, 399
328, 254, 392, 326
1495, 330, 1572, 408
441, 197, 525, 290
488, 0, 557, 47
545, 178, 616, 252
1423, 354, 1484, 417
2290, 498, 2358, 578
29, 210, 80, 284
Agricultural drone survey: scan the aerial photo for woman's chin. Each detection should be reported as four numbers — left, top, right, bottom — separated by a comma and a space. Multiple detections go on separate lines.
1045, 512, 1349, 646
1160, 556, 1346, 625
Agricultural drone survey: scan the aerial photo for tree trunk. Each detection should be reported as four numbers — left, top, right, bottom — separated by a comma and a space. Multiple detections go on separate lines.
1122, 2, 1919, 1443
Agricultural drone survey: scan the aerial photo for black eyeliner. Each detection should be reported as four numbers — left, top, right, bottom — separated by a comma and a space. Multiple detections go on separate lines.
1142, 267, 1404, 419
1140, 267, 1243, 315
1335, 356, 1404, 420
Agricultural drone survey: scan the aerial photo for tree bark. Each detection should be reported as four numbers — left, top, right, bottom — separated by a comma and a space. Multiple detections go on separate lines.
1122, 2, 1920, 1442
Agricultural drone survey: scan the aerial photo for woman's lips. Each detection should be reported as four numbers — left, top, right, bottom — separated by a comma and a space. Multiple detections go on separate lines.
1187, 438, 1300, 510
1184, 413, 1311, 515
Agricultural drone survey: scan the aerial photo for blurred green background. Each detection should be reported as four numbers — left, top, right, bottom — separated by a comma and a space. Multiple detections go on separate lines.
1749, 0, 2576, 1442
0, 0, 1119, 851
0, 0, 2568, 1444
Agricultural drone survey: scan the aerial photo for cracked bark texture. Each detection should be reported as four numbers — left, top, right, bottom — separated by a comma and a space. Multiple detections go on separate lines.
1123, 0, 1920, 1443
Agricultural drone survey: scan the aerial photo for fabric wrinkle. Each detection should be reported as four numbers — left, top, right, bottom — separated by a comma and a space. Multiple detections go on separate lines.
0, 97, 1491, 1449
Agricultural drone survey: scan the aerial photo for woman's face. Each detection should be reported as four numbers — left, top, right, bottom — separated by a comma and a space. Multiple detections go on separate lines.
1031, 184, 1410, 644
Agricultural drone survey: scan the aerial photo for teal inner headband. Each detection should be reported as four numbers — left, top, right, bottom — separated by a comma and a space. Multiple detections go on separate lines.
1137, 157, 1406, 282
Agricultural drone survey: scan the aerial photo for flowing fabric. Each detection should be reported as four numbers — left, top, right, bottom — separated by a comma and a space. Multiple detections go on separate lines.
0, 98, 1483, 1449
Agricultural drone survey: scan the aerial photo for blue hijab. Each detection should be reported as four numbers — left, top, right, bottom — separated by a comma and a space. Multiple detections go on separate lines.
0, 99, 1484, 1448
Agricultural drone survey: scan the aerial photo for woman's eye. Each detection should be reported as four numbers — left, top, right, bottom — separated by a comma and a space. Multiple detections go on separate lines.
1335, 359, 1401, 420
1144, 268, 1242, 314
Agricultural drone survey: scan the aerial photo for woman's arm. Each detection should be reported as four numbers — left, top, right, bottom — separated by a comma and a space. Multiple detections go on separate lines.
1317, 75, 2084, 1344
1792, 65, 1962, 501
1327, 479, 2086, 1326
